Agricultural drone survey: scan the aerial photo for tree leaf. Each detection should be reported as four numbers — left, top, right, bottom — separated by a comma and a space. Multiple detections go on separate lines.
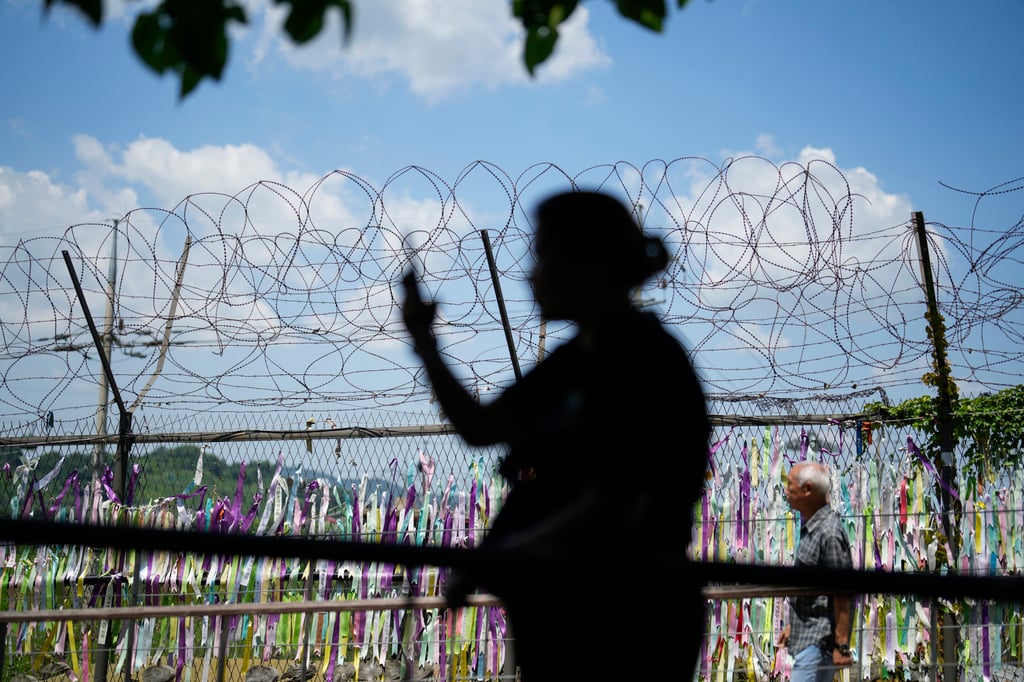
69, 0, 696, 97
514, 0, 578, 74
273, 0, 351, 45
277, 0, 326, 44
180, 65, 202, 99
334, 0, 353, 44
45, 0, 102, 26
132, 12, 176, 74
615, 0, 667, 31
171, 0, 232, 77
131, 0, 246, 98
513, 0, 578, 29
523, 26, 558, 75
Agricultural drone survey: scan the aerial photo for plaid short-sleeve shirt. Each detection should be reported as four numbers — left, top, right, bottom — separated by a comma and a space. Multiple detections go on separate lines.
788, 504, 853, 655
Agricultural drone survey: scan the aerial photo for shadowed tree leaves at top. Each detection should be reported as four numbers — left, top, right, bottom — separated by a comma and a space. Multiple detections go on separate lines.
41, 0, 692, 98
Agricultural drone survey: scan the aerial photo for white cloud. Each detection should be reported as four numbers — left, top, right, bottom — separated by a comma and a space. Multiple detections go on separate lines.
797, 146, 836, 165
754, 134, 780, 159
99, 0, 158, 23
73, 135, 285, 207
245, 0, 610, 102
0, 165, 96, 239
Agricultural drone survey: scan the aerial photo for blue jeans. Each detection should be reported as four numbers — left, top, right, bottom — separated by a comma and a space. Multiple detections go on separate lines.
790, 644, 837, 682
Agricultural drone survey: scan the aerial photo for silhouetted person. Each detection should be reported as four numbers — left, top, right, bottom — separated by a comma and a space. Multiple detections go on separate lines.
776, 461, 854, 682
401, 190, 711, 682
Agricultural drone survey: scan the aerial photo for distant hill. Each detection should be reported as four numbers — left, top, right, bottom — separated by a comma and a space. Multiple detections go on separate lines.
0, 444, 408, 520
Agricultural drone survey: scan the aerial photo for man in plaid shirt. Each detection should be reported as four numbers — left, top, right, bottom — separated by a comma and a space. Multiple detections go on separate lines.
776, 461, 854, 682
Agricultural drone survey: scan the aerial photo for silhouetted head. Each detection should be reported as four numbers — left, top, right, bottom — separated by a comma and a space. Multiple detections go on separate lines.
530, 190, 669, 322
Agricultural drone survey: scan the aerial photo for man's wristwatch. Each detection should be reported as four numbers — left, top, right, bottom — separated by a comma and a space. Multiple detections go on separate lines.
835, 643, 851, 656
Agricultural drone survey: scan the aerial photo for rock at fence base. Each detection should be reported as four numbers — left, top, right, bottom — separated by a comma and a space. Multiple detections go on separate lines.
356, 660, 383, 681
332, 662, 355, 682
37, 661, 71, 680
11, 674, 40, 682
141, 665, 176, 682
382, 659, 402, 682
245, 665, 282, 682
281, 663, 316, 682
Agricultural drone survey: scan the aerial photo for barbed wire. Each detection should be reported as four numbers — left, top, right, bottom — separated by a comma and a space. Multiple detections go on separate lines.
1, 158, 1022, 423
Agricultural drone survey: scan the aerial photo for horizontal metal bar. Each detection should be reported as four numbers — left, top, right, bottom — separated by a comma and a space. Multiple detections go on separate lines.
0, 518, 1020, 603
0, 413, 871, 448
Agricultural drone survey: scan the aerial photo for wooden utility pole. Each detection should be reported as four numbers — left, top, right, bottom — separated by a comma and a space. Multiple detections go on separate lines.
913, 211, 959, 550
480, 229, 522, 380
913, 211, 960, 682
94, 219, 119, 492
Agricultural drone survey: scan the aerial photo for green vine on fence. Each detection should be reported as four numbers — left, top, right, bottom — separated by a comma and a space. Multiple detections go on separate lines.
864, 385, 1024, 482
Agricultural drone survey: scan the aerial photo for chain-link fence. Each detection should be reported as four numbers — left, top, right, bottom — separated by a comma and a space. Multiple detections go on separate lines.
3, 393, 1023, 681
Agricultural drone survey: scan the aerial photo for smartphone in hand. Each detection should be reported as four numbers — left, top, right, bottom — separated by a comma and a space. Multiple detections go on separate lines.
401, 268, 422, 304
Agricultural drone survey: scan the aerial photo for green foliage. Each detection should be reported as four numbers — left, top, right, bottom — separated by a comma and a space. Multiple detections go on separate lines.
134, 445, 285, 506
954, 387, 1024, 481
0, 448, 92, 518
278, 0, 353, 44
514, 0, 579, 74
863, 385, 1024, 481
45, 0, 691, 98
921, 310, 958, 404
614, 0, 673, 31
131, 0, 247, 98
0, 445, 282, 519
45, 0, 99, 24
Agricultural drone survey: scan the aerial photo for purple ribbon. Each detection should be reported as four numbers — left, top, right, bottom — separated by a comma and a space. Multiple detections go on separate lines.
383, 505, 398, 543
45, 471, 80, 520
125, 464, 141, 507
100, 467, 120, 504
297, 480, 320, 530
193, 486, 210, 530
441, 509, 453, 548
906, 437, 960, 501
177, 618, 187, 680
210, 497, 231, 533
238, 496, 262, 533
229, 463, 247, 531
707, 428, 733, 477
20, 481, 35, 519
738, 465, 751, 549
825, 419, 844, 460
468, 476, 478, 549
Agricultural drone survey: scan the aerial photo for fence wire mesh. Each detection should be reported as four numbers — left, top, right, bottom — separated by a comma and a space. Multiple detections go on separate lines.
3, 395, 1024, 681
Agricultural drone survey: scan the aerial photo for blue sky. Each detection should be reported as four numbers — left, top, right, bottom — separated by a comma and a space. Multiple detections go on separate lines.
4, 0, 1021, 221
1, 0, 1023, 425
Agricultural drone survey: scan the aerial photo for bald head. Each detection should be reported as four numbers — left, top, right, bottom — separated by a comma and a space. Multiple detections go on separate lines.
785, 461, 832, 518
791, 461, 831, 495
